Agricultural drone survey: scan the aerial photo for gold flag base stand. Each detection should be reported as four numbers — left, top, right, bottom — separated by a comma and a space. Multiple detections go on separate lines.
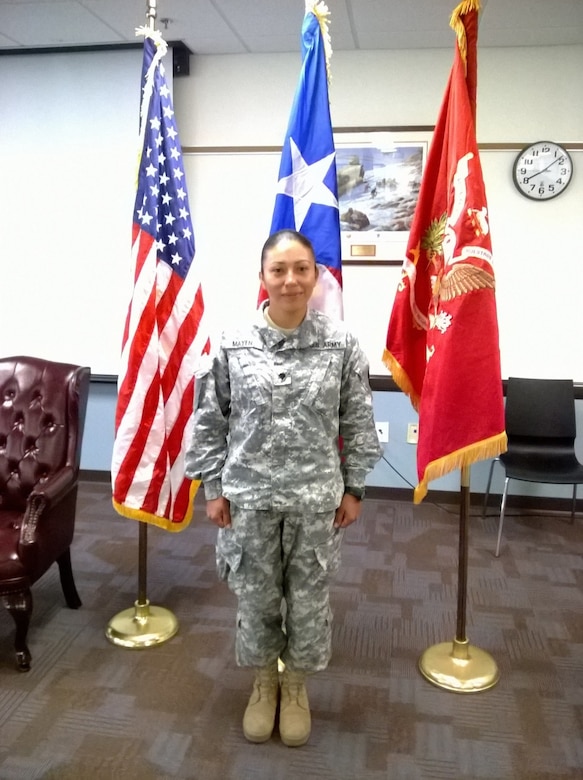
419, 637, 499, 693
106, 599, 178, 649
417, 468, 500, 694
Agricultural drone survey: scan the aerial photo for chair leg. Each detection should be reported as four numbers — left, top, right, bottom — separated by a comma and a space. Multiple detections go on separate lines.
3, 590, 33, 672
482, 458, 497, 517
57, 548, 82, 609
495, 477, 511, 558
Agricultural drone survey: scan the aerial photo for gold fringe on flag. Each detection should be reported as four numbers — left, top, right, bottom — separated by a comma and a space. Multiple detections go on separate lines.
112, 479, 200, 533
449, 0, 481, 66
382, 349, 421, 412
413, 430, 507, 504
307, 1, 333, 85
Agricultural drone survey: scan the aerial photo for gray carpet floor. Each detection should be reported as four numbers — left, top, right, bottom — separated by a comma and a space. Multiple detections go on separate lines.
0, 481, 581, 779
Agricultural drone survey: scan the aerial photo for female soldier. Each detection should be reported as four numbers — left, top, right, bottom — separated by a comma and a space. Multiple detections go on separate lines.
185, 229, 381, 747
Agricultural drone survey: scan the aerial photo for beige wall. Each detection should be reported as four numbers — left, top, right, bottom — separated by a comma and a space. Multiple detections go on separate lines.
175, 45, 583, 379
175, 45, 583, 144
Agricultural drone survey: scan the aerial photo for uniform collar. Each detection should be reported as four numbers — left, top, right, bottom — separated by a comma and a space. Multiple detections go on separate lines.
255, 301, 323, 350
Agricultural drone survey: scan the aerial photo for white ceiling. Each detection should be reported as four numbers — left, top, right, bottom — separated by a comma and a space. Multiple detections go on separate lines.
0, 0, 582, 55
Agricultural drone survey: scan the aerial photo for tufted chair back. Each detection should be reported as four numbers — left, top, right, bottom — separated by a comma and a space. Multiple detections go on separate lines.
0, 357, 87, 511
0, 356, 90, 670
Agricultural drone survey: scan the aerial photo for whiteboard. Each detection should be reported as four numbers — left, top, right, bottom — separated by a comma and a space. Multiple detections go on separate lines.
0, 48, 142, 377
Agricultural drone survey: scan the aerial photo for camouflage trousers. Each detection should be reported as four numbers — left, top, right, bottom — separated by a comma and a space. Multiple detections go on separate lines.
215, 506, 344, 672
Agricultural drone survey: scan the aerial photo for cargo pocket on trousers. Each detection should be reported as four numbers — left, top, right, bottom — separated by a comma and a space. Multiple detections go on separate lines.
215, 528, 243, 582
313, 528, 344, 578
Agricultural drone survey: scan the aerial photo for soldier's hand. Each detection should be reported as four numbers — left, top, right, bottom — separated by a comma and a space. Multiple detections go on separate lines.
206, 497, 232, 528
334, 493, 362, 528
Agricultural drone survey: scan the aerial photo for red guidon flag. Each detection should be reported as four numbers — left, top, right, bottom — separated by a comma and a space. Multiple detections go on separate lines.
383, 0, 507, 503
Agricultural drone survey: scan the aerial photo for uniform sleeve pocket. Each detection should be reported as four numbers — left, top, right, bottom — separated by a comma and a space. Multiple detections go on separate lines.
215, 528, 243, 581
313, 528, 344, 577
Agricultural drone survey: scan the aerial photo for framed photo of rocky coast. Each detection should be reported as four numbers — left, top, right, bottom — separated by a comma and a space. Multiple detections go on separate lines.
334, 126, 432, 265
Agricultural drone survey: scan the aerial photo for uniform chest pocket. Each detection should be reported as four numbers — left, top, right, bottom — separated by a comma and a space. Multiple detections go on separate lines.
229, 352, 267, 409
300, 353, 342, 414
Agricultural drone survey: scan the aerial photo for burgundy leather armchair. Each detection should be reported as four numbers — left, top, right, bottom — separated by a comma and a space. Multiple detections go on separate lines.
0, 356, 90, 670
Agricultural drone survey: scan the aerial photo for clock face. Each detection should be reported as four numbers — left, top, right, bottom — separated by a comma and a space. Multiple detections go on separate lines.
512, 141, 573, 200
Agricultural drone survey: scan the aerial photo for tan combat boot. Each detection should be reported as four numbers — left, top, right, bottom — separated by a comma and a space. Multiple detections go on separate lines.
242, 664, 279, 743
279, 668, 311, 747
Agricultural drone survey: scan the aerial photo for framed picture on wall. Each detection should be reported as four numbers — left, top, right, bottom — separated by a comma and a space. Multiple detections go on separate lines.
334, 126, 433, 265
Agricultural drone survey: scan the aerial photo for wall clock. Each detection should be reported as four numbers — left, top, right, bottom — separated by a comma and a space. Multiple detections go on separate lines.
512, 141, 573, 200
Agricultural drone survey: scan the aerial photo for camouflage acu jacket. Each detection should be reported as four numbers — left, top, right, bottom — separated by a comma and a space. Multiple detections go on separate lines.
185, 304, 382, 511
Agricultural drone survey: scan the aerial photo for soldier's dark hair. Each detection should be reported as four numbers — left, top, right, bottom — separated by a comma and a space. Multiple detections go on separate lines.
260, 229, 316, 269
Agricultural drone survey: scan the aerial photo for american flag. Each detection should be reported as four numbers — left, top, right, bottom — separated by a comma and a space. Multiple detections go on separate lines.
111, 31, 209, 531
259, 1, 343, 319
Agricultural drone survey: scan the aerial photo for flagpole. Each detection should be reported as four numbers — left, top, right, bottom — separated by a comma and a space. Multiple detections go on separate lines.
146, 0, 157, 29
418, 466, 499, 692
106, 0, 179, 650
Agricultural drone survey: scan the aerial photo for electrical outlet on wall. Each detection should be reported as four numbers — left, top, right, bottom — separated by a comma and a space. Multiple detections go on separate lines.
407, 423, 419, 444
376, 422, 389, 443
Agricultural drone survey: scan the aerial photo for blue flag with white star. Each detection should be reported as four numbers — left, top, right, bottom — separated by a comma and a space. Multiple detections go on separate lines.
266, 2, 343, 319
